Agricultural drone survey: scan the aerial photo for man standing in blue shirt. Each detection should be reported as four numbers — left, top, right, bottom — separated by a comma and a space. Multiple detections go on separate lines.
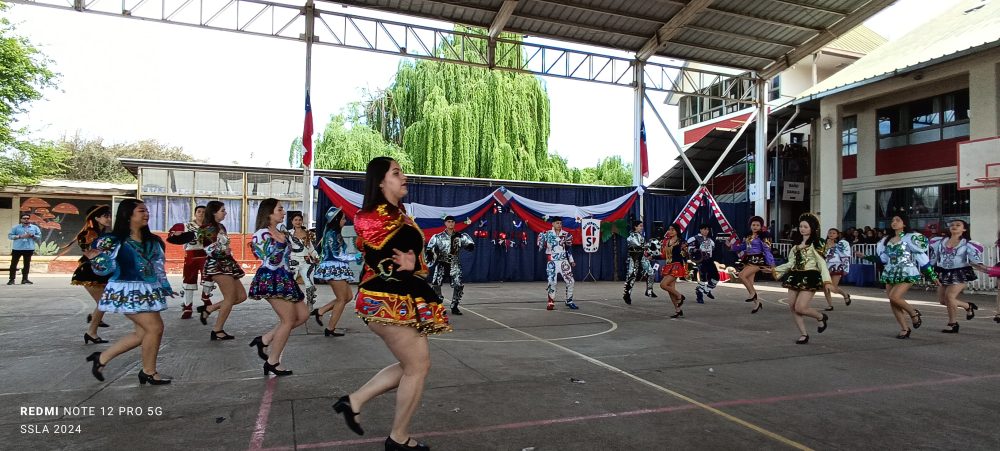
8, 213, 41, 285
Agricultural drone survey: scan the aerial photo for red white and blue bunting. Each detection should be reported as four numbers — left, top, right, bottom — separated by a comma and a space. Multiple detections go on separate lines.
316, 178, 642, 243
316, 178, 498, 236
499, 187, 642, 244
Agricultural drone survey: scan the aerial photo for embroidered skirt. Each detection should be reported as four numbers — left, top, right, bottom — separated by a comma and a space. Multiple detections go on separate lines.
355, 288, 452, 336
71, 259, 110, 286
880, 263, 923, 285
249, 267, 304, 301
99, 281, 171, 314
827, 262, 850, 276
204, 256, 245, 280
314, 261, 355, 283
741, 254, 768, 267
780, 270, 825, 291
660, 262, 687, 278
935, 266, 978, 286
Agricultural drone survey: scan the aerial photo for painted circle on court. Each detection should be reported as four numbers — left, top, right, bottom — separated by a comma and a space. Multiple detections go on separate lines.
430, 306, 618, 343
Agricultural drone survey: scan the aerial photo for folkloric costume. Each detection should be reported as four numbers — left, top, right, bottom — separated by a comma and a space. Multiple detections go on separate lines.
353, 204, 451, 335
774, 243, 832, 291
166, 221, 215, 319
247, 228, 304, 302
426, 225, 475, 313
202, 224, 246, 281
660, 236, 689, 278
537, 223, 578, 310
90, 236, 173, 314
287, 225, 319, 304
928, 236, 983, 285
876, 233, 937, 285
313, 208, 361, 285
824, 239, 853, 276
623, 228, 656, 304
730, 232, 775, 268
71, 206, 112, 287
687, 234, 718, 302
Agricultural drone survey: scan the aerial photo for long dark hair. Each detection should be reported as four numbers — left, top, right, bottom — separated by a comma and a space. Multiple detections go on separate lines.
881, 212, 912, 246
204, 200, 226, 232
76, 204, 110, 243
326, 209, 345, 234
112, 198, 164, 249
791, 213, 822, 250
664, 223, 682, 242
286, 210, 304, 232
361, 156, 399, 212
255, 198, 280, 231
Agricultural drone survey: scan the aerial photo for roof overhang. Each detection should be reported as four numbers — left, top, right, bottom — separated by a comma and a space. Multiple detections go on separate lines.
323, 0, 897, 77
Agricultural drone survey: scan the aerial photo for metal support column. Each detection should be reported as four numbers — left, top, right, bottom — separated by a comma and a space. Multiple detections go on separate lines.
754, 76, 769, 219
633, 60, 645, 220
303, 0, 316, 227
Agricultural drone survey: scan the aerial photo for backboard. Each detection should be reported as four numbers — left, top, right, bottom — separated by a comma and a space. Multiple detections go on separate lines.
957, 136, 1000, 190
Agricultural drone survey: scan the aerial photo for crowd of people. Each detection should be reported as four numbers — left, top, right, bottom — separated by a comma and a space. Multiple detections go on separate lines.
6, 154, 999, 451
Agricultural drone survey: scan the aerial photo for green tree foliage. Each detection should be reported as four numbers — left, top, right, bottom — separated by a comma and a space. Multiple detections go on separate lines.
0, 2, 59, 186
302, 26, 631, 186
57, 134, 201, 183
308, 114, 411, 172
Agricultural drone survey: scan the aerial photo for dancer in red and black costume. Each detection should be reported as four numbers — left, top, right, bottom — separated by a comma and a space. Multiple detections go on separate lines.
659, 223, 688, 318
166, 205, 215, 319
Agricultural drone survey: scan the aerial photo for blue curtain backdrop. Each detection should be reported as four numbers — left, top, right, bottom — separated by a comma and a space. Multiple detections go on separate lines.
316, 178, 752, 282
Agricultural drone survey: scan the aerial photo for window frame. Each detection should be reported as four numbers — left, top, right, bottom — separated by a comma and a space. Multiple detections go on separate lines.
876, 89, 970, 150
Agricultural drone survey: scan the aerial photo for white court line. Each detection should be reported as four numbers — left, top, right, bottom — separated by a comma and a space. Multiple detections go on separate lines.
463, 307, 814, 451
714, 283, 947, 308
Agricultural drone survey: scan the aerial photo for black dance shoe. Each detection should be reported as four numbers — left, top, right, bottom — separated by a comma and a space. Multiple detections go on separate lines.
84, 333, 108, 344
333, 395, 364, 435
263, 361, 292, 376
385, 436, 429, 451
249, 336, 268, 360
138, 371, 171, 385
85, 352, 105, 382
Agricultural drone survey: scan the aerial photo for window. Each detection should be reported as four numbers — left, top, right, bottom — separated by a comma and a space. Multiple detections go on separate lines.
877, 90, 970, 150
141, 169, 168, 194
876, 183, 968, 234
769, 75, 780, 101
168, 170, 193, 195
842, 192, 856, 230
841, 116, 858, 156
143, 196, 166, 231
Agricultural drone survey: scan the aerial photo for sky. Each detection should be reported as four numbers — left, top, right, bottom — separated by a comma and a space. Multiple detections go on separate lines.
8, 0, 961, 183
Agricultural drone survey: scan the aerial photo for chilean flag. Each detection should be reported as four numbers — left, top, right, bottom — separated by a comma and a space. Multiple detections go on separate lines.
302, 92, 314, 168
640, 121, 649, 178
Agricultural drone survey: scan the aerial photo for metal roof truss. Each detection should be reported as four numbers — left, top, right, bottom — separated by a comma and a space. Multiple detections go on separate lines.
15, 0, 762, 101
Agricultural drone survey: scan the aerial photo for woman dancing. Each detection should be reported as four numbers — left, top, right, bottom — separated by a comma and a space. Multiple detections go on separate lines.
773, 214, 831, 344
247, 199, 308, 375
659, 223, 688, 318
310, 207, 361, 337
72, 205, 113, 344
287, 211, 319, 305
821, 228, 853, 311
877, 213, 939, 338
197, 200, 247, 340
728, 216, 774, 314
928, 220, 988, 333
84, 198, 173, 385
332, 157, 451, 451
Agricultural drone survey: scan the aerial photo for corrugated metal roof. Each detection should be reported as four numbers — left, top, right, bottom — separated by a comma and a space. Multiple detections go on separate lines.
322, 0, 894, 74
797, 0, 1000, 101
824, 24, 886, 54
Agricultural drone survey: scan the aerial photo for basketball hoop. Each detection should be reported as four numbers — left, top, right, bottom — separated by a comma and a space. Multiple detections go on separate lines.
974, 176, 1000, 188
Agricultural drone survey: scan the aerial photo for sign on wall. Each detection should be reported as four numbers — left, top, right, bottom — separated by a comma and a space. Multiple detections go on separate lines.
783, 182, 806, 201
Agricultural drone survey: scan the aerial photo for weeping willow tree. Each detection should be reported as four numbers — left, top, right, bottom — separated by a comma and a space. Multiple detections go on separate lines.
304, 26, 631, 185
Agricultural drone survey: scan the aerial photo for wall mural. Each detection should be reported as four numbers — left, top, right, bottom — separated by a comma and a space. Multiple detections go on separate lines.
19, 197, 108, 256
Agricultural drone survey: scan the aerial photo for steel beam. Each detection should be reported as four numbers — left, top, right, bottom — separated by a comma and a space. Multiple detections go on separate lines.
636, 0, 714, 61
488, 0, 518, 39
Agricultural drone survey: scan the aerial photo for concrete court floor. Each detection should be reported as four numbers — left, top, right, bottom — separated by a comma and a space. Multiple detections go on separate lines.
1, 275, 999, 451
